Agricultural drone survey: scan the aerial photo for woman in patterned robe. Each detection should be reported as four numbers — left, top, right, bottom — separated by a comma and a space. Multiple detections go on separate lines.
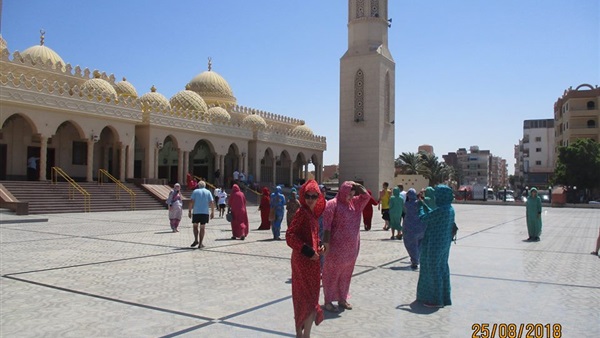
286, 189, 301, 228
321, 181, 370, 311
403, 188, 427, 269
257, 187, 271, 230
416, 185, 455, 307
286, 180, 325, 337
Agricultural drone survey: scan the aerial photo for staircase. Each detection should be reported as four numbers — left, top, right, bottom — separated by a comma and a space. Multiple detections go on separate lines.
0, 181, 165, 214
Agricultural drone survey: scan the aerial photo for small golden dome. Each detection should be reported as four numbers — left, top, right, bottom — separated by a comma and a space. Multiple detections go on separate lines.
170, 87, 208, 118
293, 122, 314, 136
208, 106, 231, 123
20, 31, 66, 71
242, 113, 267, 130
139, 85, 171, 111
114, 77, 138, 98
81, 71, 118, 102
188, 58, 236, 106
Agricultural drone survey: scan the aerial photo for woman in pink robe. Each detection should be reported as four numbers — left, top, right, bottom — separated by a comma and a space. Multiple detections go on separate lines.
228, 184, 249, 240
321, 181, 370, 312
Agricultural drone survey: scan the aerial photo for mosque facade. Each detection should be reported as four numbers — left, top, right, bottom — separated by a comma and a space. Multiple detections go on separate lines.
0, 33, 326, 187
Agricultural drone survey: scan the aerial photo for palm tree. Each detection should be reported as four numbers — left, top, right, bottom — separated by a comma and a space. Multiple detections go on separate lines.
395, 152, 422, 174
419, 152, 453, 186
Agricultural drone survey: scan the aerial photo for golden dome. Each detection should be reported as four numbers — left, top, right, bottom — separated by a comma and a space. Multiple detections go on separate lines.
293, 122, 313, 136
188, 58, 236, 106
170, 86, 208, 119
208, 106, 231, 123
20, 32, 66, 71
114, 77, 138, 98
81, 71, 118, 102
139, 85, 171, 111
242, 113, 267, 130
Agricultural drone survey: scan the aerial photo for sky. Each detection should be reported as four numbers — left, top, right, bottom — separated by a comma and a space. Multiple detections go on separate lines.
2, 0, 598, 171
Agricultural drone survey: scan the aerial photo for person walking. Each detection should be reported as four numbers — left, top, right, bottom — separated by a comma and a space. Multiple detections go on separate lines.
361, 190, 378, 231
270, 186, 286, 240
217, 188, 228, 218
403, 189, 427, 269
525, 187, 543, 242
257, 187, 271, 230
166, 183, 183, 232
378, 182, 391, 231
591, 227, 600, 257
321, 181, 370, 312
286, 180, 326, 337
188, 181, 215, 249
286, 188, 301, 228
27, 156, 39, 181
228, 184, 249, 240
416, 185, 455, 308
388, 187, 404, 240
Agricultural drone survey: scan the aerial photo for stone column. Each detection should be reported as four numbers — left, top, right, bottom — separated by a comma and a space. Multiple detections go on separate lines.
288, 162, 293, 187
126, 145, 134, 180
153, 147, 159, 179
304, 163, 309, 180
86, 140, 94, 182
39, 136, 47, 181
119, 144, 126, 182
272, 157, 277, 186
178, 149, 184, 184
219, 154, 225, 186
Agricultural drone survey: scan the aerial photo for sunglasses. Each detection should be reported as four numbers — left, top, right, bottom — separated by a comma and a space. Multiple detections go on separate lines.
304, 194, 319, 200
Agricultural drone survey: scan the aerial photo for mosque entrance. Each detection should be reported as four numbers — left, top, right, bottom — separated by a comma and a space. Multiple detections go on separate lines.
190, 140, 212, 182
158, 137, 178, 185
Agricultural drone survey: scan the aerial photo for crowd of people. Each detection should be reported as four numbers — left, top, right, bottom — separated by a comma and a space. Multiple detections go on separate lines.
164, 175, 600, 337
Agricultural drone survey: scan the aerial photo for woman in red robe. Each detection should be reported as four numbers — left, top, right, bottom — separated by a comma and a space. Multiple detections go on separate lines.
286, 179, 325, 337
228, 184, 249, 240
257, 187, 271, 230
362, 189, 378, 231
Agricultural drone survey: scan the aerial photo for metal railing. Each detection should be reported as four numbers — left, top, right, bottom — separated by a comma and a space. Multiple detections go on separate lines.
98, 169, 136, 210
51, 167, 91, 212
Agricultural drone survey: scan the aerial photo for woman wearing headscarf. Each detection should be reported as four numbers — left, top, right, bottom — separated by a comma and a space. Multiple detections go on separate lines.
166, 183, 183, 232
270, 186, 287, 240
257, 187, 271, 230
361, 190, 378, 231
286, 188, 301, 228
286, 180, 325, 338
423, 186, 437, 212
228, 184, 249, 240
416, 185, 455, 307
388, 187, 404, 240
525, 187, 542, 242
403, 188, 427, 269
321, 181, 370, 312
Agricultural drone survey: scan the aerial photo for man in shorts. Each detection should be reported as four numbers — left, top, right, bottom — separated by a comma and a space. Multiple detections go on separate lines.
189, 181, 215, 249
378, 182, 391, 231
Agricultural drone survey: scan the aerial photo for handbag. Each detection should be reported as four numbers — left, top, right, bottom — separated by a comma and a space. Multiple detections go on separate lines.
226, 210, 233, 222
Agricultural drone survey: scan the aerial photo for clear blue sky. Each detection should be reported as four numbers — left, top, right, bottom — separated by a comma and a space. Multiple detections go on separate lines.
2, 1, 598, 172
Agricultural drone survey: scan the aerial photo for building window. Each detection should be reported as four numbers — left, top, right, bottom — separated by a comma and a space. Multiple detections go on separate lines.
536, 148, 542, 152
535, 161, 542, 165
72, 141, 87, 165
535, 137, 541, 142
587, 101, 595, 110
356, 0, 365, 18
370, 0, 379, 17
588, 120, 596, 128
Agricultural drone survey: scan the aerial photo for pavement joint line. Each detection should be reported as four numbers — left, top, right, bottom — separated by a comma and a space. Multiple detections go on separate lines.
2, 275, 215, 321
218, 320, 296, 337
451, 273, 600, 289
456, 216, 525, 241
158, 322, 216, 338
218, 294, 293, 321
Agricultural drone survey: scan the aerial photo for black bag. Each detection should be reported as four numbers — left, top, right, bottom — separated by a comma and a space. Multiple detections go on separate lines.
451, 222, 458, 244
226, 209, 233, 222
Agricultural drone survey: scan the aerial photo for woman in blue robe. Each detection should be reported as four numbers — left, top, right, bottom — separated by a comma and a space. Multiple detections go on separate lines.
416, 185, 454, 307
270, 186, 286, 240
403, 189, 427, 270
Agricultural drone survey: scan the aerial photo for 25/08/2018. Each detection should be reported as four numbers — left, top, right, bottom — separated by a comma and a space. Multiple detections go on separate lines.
472, 323, 562, 338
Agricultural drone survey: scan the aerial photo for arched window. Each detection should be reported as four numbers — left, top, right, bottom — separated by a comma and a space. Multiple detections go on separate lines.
356, 0, 365, 18
587, 101, 596, 110
370, 0, 379, 17
354, 69, 364, 122
587, 120, 596, 128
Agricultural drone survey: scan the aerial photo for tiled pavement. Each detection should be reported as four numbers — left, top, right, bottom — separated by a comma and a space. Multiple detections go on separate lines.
1, 204, 598, 337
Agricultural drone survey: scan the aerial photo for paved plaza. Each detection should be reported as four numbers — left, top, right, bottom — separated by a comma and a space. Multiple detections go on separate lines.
1, 203, 599, 337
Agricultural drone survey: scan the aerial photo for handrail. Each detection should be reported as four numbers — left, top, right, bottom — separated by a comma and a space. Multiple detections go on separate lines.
193, 175, 217, 191
98, 169, 136, 211
192, 175, 262, 196
51, 166, 91, 212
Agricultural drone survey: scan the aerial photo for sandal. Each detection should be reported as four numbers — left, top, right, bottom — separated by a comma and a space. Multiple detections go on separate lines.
324, 303, 339, 312
338, 301, 353, 310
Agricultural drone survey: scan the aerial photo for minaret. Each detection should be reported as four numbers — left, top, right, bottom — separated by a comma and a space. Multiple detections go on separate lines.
339, 0, 395, 194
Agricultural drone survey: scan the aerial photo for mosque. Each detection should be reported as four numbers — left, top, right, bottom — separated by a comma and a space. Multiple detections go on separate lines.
0, 32, 326, 187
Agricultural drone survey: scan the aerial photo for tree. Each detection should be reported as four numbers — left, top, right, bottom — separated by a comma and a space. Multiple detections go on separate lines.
419, 152, 453, 186
552, 138, 600, 192
395, 152, 422, 174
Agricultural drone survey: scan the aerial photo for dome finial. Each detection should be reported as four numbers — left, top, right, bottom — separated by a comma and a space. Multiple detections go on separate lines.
208, 57, 212, 71
150, 85, 157, 92
40, 29, 46, 46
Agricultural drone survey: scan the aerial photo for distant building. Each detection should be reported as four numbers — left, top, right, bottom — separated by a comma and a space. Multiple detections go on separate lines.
553, 84, 600, 163
394, 174, 429, 193
418, 144, 434, 155
515, 119, 554, 190
443, 146, 507, 188
322, 165, 339, 181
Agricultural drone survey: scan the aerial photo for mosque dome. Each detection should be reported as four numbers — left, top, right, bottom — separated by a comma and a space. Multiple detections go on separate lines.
187, 58, 236, 106
81, 71, 118, 102
208, 106, 231, 123
114, 77, 138, 98
170, 85, 208, 118
0, 34, 7, 51
242, 113, 267, 130
293, 122, 314, 136
20, 32, 66, 71
139, 85, 171, 111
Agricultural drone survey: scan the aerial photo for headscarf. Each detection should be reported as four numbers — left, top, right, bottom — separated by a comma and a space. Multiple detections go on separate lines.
407, 188, 417, 201
392, 186, 401, 198
262, 187, 270, 196
434, 185, 454, 207
335, 181, 354, 206
298, 179, 326, 217
528, 187, 538, 197
290, 190, 298, 201
424, 186, 437, 209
